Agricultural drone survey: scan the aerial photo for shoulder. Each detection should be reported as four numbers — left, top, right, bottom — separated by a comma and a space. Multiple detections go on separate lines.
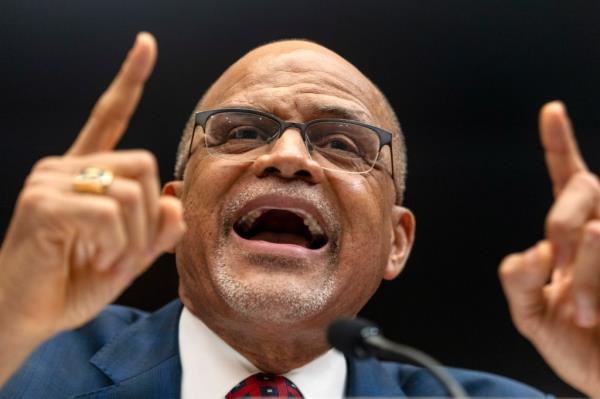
0, 304, 149, 399
82, 303, 149, 338
50, 304, 149, 354
382, 362, 548, 397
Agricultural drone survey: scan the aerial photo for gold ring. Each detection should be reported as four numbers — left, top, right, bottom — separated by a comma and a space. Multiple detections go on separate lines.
73, 167, 114, 195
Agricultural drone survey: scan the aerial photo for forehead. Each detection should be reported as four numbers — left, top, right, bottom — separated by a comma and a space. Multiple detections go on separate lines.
201, 46, 384, 125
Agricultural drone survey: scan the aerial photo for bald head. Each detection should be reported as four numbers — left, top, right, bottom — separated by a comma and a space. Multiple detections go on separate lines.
174, 39, 406, 202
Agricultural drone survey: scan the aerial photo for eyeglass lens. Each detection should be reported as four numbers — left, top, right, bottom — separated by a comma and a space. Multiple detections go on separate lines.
202, 112, 380, 173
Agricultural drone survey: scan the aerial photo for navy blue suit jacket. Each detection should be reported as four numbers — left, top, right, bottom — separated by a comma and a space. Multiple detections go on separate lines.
1, 300, 547, 398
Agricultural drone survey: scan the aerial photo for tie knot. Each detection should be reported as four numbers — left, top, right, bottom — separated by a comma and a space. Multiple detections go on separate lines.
226, 372, 304, 398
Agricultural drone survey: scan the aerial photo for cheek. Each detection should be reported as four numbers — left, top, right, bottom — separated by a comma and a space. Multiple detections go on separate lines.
182, 154, 250, 221
177, 157, 247, 274
326, 172, 394, 302
327, 170, 392, 243
330, 238, 389, 316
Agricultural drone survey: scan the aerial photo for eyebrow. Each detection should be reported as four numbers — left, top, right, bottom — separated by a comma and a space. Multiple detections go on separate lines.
220, 103, 369, 123
306, 104, 369, 122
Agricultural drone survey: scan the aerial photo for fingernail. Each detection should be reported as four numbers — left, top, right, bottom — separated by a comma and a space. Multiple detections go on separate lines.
559, 101, 567, 113
548, 100, 564, 112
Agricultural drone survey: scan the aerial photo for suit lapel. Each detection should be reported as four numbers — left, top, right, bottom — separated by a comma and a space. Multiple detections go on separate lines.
72, 299, 404, 398
73, 300, 183, 399
345, 356, 406, 397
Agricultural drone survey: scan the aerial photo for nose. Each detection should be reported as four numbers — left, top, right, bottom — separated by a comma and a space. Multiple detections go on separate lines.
251, 128, 325, 183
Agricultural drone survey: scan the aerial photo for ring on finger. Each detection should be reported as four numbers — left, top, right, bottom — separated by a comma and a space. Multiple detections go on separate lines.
73, 167, 114, 195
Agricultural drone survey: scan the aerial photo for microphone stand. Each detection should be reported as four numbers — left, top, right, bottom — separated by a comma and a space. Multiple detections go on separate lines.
364, 334, 468, 398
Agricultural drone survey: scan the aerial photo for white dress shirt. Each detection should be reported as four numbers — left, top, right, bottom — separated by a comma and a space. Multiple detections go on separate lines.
179, 306, 347, 399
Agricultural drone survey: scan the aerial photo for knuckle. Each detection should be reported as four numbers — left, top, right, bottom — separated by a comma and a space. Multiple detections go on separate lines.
133, 150, 158, 175
498, 254, 521, 280
582, 221, 600, 246
571, 171, 600, 192
32, 156, 61, 172
24, 171, 45, 187
25, 170, 59, 188
119, 181, 143, 208
92, 95, 114, 120
545, 214, 573, 237
18, 187, 51, 211
95, 199, 120, 224
92, 94, 109, 113
91, 98, 129, 129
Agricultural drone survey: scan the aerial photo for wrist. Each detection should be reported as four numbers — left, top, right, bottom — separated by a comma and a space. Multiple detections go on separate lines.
0, 291, 54, 386
0, 291, 53, 347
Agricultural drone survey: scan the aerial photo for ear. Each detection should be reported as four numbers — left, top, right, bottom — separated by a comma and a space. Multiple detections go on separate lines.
383, 206, 415, 280
163, 180, 184, 198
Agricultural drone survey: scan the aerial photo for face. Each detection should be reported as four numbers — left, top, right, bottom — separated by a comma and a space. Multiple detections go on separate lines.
166, 42, 415, 331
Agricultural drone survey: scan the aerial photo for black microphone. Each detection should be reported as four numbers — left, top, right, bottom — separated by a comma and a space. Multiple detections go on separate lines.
327, 318, 468, 398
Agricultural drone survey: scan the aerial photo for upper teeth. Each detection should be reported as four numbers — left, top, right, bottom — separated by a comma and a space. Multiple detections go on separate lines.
238, 206, 325, 238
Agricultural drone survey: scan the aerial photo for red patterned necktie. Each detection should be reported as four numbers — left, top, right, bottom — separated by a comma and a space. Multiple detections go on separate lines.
226, 373, 304, 398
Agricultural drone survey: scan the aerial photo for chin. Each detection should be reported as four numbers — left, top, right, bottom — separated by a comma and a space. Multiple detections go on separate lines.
211, 248, 338, 324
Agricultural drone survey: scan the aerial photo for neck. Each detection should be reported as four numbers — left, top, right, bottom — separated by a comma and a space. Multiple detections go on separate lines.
183, 300, 331, 374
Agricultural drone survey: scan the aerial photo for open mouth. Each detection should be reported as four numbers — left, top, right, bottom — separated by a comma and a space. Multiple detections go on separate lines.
233, 207, 328, 250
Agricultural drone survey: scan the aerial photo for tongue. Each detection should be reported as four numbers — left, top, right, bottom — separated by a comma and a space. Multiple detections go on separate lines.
251, 231, 310, 247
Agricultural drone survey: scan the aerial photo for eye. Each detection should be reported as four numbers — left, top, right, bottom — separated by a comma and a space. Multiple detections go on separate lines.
227, 126, 266, 140
314, 134, 361, 156
327, 140, 350, 151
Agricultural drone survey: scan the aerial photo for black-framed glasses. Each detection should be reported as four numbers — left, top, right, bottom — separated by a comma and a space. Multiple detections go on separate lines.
188, 108, 393, 174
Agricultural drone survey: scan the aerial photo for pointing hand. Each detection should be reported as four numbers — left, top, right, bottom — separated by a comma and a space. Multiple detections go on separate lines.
500, 101, 600, 396
0, 33, 185, 385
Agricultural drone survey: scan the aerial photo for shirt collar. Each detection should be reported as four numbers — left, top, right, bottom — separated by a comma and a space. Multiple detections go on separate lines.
179, 306, 347, 398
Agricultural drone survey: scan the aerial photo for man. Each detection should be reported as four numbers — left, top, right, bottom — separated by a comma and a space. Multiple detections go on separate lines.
0, 32, 599, 398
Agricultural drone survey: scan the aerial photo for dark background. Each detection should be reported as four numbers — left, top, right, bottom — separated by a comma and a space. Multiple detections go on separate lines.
2, 0, 600, 396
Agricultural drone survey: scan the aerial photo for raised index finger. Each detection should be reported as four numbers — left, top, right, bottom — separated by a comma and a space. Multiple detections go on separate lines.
66, 32, 157, 156
539, 101, 588, 197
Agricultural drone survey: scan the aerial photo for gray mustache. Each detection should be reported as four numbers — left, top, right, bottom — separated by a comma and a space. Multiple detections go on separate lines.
221, 179, 340, 236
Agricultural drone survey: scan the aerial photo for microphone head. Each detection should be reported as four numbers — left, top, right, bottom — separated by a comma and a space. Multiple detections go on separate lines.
327, 318, 381, 358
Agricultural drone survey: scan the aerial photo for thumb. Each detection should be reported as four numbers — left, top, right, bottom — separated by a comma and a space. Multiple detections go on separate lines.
143, 196, 186, 264
499, 241, 553, 337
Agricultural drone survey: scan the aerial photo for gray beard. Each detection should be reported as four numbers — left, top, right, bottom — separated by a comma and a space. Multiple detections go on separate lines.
213, 182, 340, 323
212, 236, 338, 323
